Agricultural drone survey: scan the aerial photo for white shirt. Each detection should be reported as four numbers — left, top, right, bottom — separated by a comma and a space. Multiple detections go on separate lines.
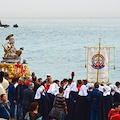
0, 83, 6, 96
103, 86, 111, 96
34, 85, 45, 99
78, 85, 88, 96
109, 85, 116, 95
98, 85, 104, 92
2, 78, 9, 90
47, 83, 59, 96
63, 85, 70, 99
70, 82, 78, 92
14, 82, 18, 88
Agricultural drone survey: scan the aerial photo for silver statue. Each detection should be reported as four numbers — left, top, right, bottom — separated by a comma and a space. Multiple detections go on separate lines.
1, 34, 23, 63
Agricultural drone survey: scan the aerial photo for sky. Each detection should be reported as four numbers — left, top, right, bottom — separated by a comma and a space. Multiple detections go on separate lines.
0, 0, 120, 18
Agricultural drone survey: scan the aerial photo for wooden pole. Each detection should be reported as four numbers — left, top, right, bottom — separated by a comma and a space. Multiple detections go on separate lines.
97, 38, 101, 83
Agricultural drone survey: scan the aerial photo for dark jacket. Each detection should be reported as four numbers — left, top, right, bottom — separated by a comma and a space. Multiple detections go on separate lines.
8, 83, 16, 103
87, 89, 102, 111
33, 82, 40, 94
14, 84, 28, 103
22, 88, 34, 110
0, 103, 10, 119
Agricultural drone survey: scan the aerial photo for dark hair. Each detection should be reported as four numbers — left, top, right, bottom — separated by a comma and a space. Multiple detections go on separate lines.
4, 72, 9, 78
115, 82, 120, 87
38, 78, 42, 82
113, 102, 120, 109
94, 82, 99, 88
59, 87, 64, 93
100, 84, 104, 86
41, 81, 46, 86
61, 81, 64, 85
29, 102, 39, 112
12, 77, 17, 83
68, 78, 72, 84
0, 94, 5, 99
63, 78, 68, 83
83, 79, 87, 85
77, 80, 82, 84
32, 72, 35, 76
53, 80, 59, 83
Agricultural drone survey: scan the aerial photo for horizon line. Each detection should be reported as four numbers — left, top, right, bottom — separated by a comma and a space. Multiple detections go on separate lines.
1, 17, 120, 19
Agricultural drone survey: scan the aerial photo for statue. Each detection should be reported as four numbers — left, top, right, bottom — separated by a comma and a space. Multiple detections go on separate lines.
1, 34, 23, 63
23, 65, 31, 78
7, 64, 14, 78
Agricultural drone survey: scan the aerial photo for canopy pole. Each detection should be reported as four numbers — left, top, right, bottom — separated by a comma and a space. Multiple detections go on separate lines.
97, 38, 101, 83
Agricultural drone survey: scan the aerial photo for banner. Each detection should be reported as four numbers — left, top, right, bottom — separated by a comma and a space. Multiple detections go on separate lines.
87, 47, 110, 83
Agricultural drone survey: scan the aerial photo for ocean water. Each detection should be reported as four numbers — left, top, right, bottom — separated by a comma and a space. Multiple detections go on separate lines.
0, 18, 120, 83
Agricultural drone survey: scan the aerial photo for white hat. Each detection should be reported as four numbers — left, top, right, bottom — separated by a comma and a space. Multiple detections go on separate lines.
86, 83, 94, 89
46, 74, 51, 76
19, 77, 24, 81
103, 86, 111, 96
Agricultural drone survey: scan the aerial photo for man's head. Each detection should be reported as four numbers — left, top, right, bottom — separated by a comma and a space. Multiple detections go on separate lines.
1, 94, 7, 102
27, 76, 33, 82
4, 72, 9, 80
63, 78, 68, 84
68, 78, 73, 85
59, 87, 64, 94
46, 74, 51, 80
115, 82, 120, 88
18, 77, 24, 85
60, 81, 64, 87
53, 80, 59, 86
37, 78, 42, 85
82, 79, 87, 85
28, 82, 34, 90
113, 102, 120, 112
12, 77, 17, 84
94, 82, 99, 89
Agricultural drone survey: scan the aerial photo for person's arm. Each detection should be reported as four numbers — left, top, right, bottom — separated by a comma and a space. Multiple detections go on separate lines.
64, 105, 68, 115
62, 97, 68, 114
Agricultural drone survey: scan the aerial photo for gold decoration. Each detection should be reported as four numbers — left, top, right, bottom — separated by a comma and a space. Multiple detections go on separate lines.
23, 65, 31, 78
7, 64, 14, 78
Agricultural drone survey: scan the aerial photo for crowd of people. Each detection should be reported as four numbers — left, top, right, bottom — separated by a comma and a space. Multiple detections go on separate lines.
0, 71, 120, 120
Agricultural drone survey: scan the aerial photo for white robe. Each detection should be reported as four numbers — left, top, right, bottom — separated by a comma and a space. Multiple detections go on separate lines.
2, 78, 9, 90
78, 85, 88, 96
34, 85, 45, 99
47, 83, 59, 96
63, 85, 70, 99
70, 82, 78, 92
103, 86, 111, 96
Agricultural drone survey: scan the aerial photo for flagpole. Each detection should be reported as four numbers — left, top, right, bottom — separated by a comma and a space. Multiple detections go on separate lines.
97, 38, 101, 83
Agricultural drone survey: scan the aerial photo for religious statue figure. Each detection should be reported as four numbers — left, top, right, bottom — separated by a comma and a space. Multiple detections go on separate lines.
1, 34, 23, 63
7, 64, 14, 78
23, 65, 31, 78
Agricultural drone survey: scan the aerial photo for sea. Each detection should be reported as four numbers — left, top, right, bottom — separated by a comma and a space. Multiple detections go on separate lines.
0, 18, 120, 84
